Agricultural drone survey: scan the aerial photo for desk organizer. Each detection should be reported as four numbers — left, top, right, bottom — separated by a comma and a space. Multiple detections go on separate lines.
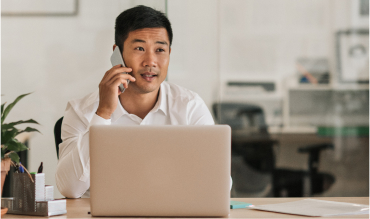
1, 173, 66, 216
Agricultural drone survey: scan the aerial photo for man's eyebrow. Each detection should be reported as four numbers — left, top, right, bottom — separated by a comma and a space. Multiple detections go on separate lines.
156, 41, 168, 46
131, 39, 168, 46
131, 39, 146, 43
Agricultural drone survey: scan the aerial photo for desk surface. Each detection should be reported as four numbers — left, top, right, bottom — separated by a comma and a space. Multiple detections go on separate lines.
3, 197, 368, 218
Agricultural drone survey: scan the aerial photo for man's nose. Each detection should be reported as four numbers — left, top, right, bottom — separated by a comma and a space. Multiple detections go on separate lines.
142, 51, 157, 68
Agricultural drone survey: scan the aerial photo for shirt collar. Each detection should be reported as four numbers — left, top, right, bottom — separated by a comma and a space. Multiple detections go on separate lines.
151, 83, 167, 116
111, 98, 127, 123
111, 83, 167, 123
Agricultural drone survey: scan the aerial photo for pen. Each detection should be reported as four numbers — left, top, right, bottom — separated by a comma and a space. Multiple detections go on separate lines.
230, 201, 254, 209
37, 162, 43, 173
19, 162, 24, 173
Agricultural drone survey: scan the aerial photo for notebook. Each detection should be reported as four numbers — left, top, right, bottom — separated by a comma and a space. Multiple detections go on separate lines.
252, 199, 369, 217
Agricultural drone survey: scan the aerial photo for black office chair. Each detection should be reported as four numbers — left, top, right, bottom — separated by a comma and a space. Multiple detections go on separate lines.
213, 102, 335, 197
54, 117, 64, 159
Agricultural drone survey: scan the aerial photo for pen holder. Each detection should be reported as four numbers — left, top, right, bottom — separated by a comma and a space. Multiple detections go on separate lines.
12, 173, 45, 212
1, 172, 66, 216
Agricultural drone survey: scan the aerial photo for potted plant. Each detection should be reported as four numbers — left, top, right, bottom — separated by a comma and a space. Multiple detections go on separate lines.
1, 93, 40, 196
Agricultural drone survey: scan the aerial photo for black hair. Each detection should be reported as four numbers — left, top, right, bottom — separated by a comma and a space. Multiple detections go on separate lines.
115, 5, 173, 52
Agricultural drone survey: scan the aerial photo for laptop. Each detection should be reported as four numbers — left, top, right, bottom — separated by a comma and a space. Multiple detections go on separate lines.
89, 125, 231, 217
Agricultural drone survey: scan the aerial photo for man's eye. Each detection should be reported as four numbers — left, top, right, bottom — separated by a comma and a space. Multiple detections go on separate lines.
157, 48, 165, 52
135, 47, 144, 51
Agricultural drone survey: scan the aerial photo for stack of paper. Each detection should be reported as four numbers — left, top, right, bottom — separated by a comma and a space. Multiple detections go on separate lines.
34, 173, 45, 202
44, 185, 54, 201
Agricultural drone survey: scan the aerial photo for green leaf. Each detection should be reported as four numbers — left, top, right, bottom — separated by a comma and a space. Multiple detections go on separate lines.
17, 127, 41, 135
8, 152, 20, 164
6, 138, 28, 152
1, 128, 19, 145
1, 103, 5, 117
1, 93, 31, 124
1, 146, 5, 159
2, 119, 39, 130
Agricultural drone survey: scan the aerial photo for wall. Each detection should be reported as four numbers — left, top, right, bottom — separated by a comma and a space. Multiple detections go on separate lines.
167, 0, 220, 111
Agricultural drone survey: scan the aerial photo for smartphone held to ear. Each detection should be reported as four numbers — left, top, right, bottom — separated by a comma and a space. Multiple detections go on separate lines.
110, 46, 129, 93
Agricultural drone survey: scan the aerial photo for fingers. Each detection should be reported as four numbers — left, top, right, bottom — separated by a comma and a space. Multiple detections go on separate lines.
101, 65, 120, 81
101, 65, 133, 84
108, 72, 136, 83
108, 73, 136, 88
103, 66, 132, 83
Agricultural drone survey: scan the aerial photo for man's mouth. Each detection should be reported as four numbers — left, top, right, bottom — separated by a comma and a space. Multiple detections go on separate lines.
140, 72, 158, 81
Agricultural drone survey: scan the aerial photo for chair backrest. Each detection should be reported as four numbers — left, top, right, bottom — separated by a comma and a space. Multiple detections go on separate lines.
212, 103, 268, 134
54, 117, 64, 159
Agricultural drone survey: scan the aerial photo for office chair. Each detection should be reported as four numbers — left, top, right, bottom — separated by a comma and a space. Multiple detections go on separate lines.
54, 117, 64, 159
213, 102, 335, 197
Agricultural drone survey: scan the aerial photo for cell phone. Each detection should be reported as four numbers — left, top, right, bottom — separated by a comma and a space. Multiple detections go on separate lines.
110, 46, 129, 93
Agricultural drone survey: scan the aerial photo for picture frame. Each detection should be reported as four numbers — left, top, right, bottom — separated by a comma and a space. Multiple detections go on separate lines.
336, 29, 369, 84
1, 0, 78, 16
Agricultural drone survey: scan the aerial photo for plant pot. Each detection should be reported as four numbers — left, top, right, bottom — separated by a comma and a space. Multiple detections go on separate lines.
1, 207, 8, 217
1, 158, 11, 197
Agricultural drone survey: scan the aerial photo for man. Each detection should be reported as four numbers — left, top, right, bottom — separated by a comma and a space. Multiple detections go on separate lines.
56, 5, 230, 198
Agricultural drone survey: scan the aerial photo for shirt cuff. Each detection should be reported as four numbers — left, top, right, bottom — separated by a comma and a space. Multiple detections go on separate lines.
88, 113, 111, 130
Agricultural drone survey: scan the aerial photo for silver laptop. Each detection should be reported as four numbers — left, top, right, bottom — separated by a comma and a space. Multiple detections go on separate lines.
89, 125, 231, 217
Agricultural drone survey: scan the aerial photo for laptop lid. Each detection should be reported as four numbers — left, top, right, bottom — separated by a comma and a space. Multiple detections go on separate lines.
89, 125, 231, 217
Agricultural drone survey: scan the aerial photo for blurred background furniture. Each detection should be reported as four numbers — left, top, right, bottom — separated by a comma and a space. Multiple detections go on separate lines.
54, 117, 64, 160
213, 102, 335, 197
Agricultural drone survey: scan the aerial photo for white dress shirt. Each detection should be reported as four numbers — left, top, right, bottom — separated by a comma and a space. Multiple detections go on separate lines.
55, 81, 231, 198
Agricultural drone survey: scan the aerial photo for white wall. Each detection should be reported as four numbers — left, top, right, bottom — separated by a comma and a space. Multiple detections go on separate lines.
167, 0, 220, 110
220, 0, 332, 81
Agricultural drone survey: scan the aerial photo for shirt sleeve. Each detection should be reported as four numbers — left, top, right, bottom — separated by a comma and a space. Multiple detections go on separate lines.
186, 95, 215, 125
55, 102, 111, 198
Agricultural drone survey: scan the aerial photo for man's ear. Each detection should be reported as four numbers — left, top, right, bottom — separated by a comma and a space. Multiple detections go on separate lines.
113, 44, 117, 51
169, 47, 171, 55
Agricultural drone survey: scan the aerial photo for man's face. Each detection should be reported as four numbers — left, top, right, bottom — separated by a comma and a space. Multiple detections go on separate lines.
121, 27, 171, 94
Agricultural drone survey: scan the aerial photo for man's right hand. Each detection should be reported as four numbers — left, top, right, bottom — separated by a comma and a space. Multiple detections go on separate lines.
96, 64, 136, 119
